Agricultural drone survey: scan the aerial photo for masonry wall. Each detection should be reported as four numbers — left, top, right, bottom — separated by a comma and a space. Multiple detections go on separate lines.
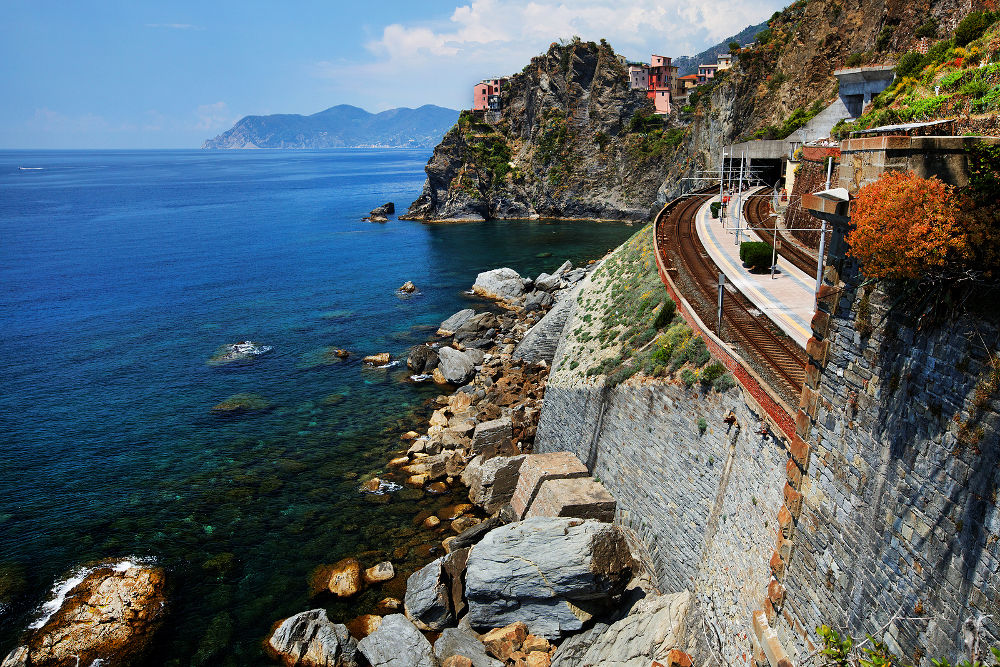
776, 264, 1000, 665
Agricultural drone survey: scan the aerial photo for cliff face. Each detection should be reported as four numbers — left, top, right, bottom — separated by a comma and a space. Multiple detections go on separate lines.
655, 0, 975, 200
404, 41, 682, 222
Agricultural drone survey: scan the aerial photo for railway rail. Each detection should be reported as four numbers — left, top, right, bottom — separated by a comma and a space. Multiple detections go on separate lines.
744, 190, 820, 278
656, 189, 806, 401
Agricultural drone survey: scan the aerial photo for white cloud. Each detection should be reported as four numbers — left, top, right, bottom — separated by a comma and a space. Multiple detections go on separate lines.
194, 102, 234, 131
313, 0, 784, 111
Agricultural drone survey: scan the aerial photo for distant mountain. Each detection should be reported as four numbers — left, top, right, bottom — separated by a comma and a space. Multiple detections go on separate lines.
674, 20, 770, 76
202, 104, 460, 149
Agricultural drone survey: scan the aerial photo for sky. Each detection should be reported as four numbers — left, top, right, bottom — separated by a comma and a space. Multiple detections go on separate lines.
0, 0, 787, 149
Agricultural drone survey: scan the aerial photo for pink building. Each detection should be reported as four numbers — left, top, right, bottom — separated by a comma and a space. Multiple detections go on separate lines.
627, 54, 678, 114
697, 64, 719, 84
473, 78, 506, 111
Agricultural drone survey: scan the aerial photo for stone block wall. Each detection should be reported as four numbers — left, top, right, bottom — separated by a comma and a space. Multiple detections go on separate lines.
786, 146, 839, 249
537, 375, 790, 664
776, 262, 1000, 665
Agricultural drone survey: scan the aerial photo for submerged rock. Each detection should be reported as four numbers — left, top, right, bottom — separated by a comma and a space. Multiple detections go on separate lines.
362, 353, 391, 366
327, 558, 363, 598
207, 340, 273, 365
464, 518, 634, 639
211, 392, 271, 415
266, 608, 359, 667
3, 560, 168, 667
357, 614, 436, 667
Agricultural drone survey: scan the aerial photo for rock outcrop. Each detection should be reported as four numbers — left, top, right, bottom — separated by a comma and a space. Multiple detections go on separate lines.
403, 557, 453, 631
266, 609, 359, 667
403, 40, 676, 222
437, 347, 477, 386
464, 518, 634, 639
472, 268, 527, 303
434, 625, 503, 667
2, 561, 167, 667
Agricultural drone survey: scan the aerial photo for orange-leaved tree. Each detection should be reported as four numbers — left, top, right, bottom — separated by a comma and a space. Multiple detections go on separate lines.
847, 171, 975, 281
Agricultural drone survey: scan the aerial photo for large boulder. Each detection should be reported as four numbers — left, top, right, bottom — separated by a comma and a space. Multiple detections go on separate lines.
452, 313, 498, 344
403, 558, 453, 631
408, 345, 440, 374
2, 561, 167, 667
524, 290, 554, 312
357, 614, 437, 667
470, 418, 513, 457
266, 608, 359, 667
438, 347, 476, 386
473, 268, 526, 302
552, 591, 692, 666
464, 518, 634, 639
438, 309, 476, 336
534, 273, 562, 292
461, 454, 526, 514
434, 625, 502, 667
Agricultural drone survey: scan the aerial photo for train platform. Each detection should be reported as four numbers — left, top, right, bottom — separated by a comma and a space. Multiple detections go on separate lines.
695, 189, 814, 348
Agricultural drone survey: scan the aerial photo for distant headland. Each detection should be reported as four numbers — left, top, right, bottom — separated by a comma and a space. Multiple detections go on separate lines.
202, 104, 459, 149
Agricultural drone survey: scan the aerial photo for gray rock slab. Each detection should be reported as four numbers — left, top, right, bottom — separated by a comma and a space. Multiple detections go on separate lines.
267, 608, 359, 667
434, 625, 502, 667
471, 417, 513, 457
358, 614, 437, 667
464, 517, 634, 639
438, 309, 476, 335
514, 285, 579, 364
404, 557, 453, 631
570, 591, 691, 666
462, 454, 526, 514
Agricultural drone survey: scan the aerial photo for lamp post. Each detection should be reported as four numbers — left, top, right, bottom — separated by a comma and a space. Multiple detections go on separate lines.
769, 213, 780, 279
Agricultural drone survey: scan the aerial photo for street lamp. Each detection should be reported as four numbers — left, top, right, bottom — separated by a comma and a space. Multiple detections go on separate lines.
769, 213, 780, 279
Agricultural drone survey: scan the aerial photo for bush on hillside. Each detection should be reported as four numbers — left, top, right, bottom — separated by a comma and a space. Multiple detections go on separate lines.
895, 51, 926, 79
847, 170, 1000, 281
955, 11, 997, 47
740, 241, 773, 272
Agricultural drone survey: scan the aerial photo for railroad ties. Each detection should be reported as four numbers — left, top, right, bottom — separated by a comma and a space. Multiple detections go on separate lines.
659, 190, 806, 404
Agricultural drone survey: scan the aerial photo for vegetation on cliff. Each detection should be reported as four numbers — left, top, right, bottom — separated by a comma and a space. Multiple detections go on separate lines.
554, 225, 733, 391
405, 39, 684, 221
833, 14, 1000, 137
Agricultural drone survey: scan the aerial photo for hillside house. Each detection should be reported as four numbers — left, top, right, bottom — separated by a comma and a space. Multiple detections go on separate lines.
473, 78, 507, 111
716, 53, 733, 70
697, 63, 718, 84
627, 54, 680, 114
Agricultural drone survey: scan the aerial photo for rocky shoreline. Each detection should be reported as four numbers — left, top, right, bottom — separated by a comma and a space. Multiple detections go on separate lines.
1, 258, 699, 667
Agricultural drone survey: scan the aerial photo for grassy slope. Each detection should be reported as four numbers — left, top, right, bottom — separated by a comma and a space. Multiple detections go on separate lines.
552, 224, 734, 392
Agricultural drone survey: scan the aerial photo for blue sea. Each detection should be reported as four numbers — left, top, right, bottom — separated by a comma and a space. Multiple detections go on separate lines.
0, 149, 637, 665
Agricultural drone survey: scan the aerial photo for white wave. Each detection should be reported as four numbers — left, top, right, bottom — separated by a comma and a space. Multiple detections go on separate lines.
19, 167, 44, 170
29, 557, 153, 630
361, 480, 402, 496
409, 373, 433, 382
376, 360, 400, 369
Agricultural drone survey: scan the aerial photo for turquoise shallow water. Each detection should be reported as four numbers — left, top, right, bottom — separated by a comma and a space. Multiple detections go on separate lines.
0, 149, 638, 664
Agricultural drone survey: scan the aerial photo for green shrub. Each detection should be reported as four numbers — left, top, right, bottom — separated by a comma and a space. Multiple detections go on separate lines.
955, 11, 997, 47
654, 299, 676, 328
926, 38, 954, 65
846, 52, 865, 67
594, 131, 610, 151
700, 361, 726, 386
915, 16, 938, 38
697, 417, 708, 434
740, 241, 773, 271
876, 24, 896, 51
710, 202, 722, 218
681, 368, 698, 387
713, 373, 737, 392
939, 70, 964, 89
895, 51, 926, 79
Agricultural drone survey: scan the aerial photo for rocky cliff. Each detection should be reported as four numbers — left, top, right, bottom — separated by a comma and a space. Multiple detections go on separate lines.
655, 0, 977, 201
404, 40, 685, 222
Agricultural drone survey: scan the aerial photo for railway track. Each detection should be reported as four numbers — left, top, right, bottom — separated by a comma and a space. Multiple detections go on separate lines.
744, 190, 820, 278
656, 190, 806, 400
